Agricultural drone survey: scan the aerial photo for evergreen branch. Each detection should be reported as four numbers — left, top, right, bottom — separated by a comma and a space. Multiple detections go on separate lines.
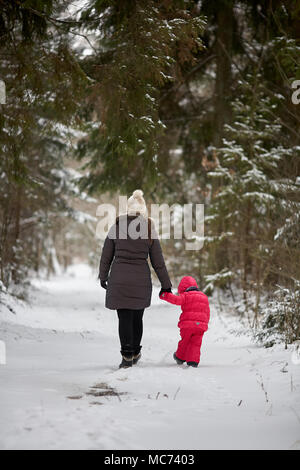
217, 37, 300, 137
159, 55, 216, 103
20, 6, 97, 53
23, 7, 83, 26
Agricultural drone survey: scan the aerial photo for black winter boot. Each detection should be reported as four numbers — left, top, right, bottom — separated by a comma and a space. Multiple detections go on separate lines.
173, 353, 185, 365
187, 361, 198, 368
133, 352, 141, 365
119, 355, 133, 368
132, 346, 142, 365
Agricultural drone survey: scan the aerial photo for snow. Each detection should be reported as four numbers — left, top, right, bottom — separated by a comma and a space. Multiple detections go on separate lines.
0, 265, 299, 450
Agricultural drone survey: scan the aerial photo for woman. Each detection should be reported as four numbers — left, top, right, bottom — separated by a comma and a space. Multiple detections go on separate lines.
99, 190, 172, 368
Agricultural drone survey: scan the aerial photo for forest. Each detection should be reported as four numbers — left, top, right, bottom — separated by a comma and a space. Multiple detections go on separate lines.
0, 0, 300, 347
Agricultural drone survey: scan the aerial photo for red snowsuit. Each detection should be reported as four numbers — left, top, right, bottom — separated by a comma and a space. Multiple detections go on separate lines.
160, 276, 210, 364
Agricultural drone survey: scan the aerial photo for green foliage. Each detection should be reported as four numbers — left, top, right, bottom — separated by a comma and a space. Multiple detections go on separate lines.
0, 0, 55, 41
256, 284, 300, 347
0, 0, 88, 286
204, 73, 300, 296
77, 0, 206, 193
271, 37, 300, 81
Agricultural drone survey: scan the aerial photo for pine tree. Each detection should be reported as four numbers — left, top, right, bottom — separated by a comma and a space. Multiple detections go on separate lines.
0, 0, 88, 289
76, 0, 206, 193
205, 73, 300, 322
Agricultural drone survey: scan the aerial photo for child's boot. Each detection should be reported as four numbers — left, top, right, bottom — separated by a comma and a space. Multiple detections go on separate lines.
173, 352, 185, 365
187, 361, 198, 368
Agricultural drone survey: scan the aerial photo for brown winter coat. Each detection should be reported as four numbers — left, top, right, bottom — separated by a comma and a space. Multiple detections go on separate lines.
99, 215, 172, 310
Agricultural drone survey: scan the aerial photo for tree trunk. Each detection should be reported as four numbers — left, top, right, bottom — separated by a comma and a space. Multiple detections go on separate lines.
214, 0, 234, 145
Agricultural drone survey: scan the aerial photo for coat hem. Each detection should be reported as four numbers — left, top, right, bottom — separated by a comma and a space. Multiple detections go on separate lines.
105, 302, 151, 310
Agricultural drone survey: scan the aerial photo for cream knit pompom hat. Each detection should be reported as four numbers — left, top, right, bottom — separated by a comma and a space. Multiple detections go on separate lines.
127, 189, 148, 218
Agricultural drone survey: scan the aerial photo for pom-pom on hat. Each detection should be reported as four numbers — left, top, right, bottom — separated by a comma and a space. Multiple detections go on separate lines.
127, 189, 148, 218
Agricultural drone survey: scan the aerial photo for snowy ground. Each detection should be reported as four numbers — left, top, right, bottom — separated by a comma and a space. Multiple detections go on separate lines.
0, 264, 299, 450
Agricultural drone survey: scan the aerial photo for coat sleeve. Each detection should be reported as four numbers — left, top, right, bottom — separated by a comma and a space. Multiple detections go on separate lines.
160, 292, 184, 306
99, 235, 115, 281
149, 238, 172, 289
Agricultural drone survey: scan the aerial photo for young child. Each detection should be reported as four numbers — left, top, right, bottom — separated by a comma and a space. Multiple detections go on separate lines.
160, 276, 210, 367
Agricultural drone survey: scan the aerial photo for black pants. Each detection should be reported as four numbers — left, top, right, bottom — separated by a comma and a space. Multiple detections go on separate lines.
117, 309, 144, 358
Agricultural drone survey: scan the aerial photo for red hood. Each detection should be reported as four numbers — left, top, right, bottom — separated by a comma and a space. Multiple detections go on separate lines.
178, 276, 198, 294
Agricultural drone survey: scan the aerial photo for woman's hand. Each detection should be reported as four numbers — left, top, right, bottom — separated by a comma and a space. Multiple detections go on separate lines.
100, 280, 107, 290
159, 287, 172, 296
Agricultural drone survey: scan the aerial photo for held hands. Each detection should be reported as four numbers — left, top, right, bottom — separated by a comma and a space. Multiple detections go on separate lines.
100, 280, 107, 290
159, 287, 172, 297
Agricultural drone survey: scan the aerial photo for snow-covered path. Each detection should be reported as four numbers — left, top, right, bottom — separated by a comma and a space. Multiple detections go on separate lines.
0, 265, 299, 450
